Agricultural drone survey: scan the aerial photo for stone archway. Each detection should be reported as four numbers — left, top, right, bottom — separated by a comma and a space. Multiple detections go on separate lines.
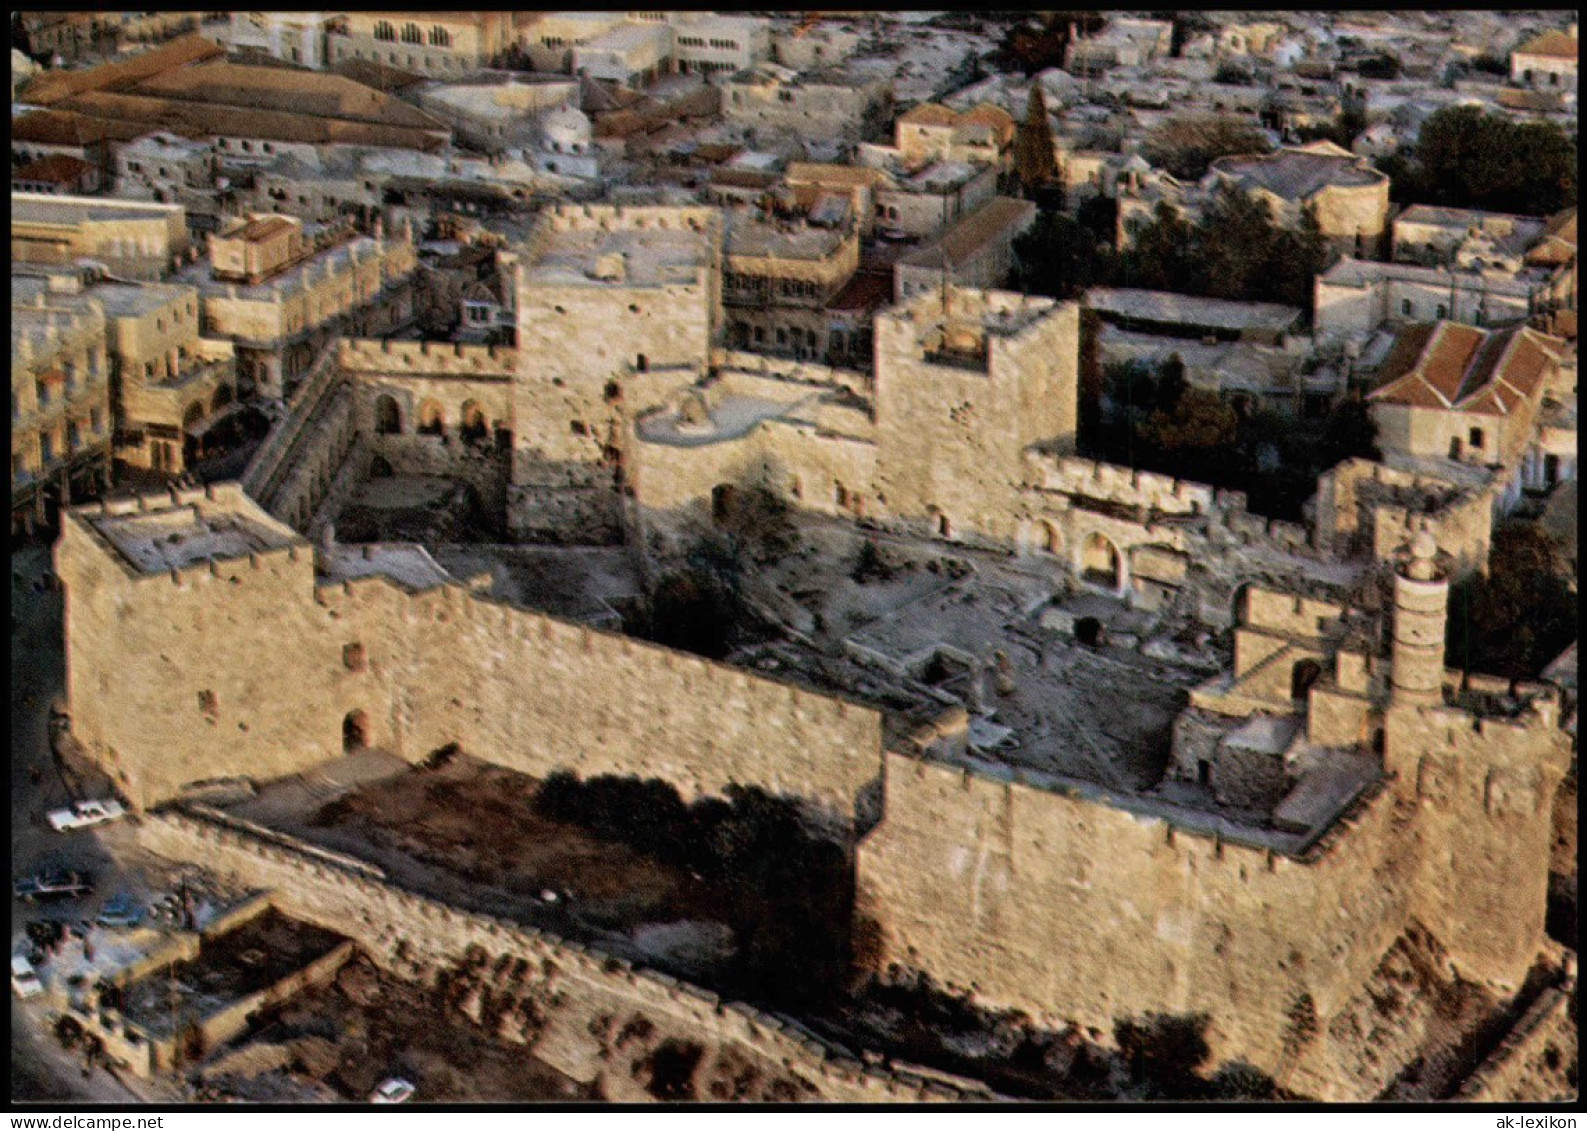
1291, 659, 1323, 701
374, 394, 401, 435
1042, 519, 1063, 557
417, 400, 445, 437
1080, 532, 1122, 591
343, 710, 370, 752
460, 400, 487, 443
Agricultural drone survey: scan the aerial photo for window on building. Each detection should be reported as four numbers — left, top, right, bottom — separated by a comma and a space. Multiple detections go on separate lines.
401, 22, 421, 44
429, 25, 450, 47
343, 643, 367, 672
1469, 427, 1484, 450
1436, 303, 1447, 319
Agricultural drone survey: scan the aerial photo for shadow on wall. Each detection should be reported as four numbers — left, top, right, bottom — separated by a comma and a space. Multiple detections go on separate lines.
532, 771, 855, 1011
831, 965, 1288, 1101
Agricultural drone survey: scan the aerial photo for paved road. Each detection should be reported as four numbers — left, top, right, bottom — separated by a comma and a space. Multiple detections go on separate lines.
10, 545, 164, 1104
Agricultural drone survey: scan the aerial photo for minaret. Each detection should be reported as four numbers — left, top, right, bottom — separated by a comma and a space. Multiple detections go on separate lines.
1390, 527, 1449, 708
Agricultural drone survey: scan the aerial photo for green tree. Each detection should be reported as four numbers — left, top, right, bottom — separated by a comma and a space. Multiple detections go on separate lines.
1012, 85, 1059, 198
1142, 114, 1273, 181
1012, 209, 1111, 300
1190, 183, 1280, 299
1121, 201, 1195, 292
1446, 523, 1576, 681
1141, 386, 1238, 453
1395, 105, 1578, 216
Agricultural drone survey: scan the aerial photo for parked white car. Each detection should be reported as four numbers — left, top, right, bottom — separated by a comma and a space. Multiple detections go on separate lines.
11, 955, 44, 1000
46, 799, 127, 832
370, 1077, 415, 1104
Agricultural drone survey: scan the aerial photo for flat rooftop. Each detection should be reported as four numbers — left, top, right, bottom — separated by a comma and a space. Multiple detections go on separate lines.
1086, 286, 1302, 334
725, 214, 849, 261
119, 906, 349, 1041
522, 225, 711, 288
317, 542, 457, 593
637, 392, 822, 447
11, 192, 184, 228
87, 499, 301, 575
180, 236, 395, 301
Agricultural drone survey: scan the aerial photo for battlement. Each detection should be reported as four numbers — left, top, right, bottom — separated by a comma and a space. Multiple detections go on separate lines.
1026, 454, 1217, 517
337, 337, 517, 378
540, 203, 719, 235
68, 482, 306, 582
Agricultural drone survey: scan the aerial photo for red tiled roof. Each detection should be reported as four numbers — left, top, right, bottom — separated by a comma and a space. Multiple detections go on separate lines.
13, 154, 94, 185
1514, 29, 1578, 59
1370, 322, 1565, 416
899, 102, 960, 128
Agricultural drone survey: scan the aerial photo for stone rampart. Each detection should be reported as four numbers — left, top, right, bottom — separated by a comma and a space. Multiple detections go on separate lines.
138, 808, 990, 1103
1027, 455, 1217, 517
60, 500, 883, 819
1454, 979, 1578, 1101
854, 747, 1464, 1097
337, 337, 517, 379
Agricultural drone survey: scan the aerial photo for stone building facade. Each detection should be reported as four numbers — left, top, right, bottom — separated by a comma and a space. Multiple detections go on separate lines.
12, 276, 112, 535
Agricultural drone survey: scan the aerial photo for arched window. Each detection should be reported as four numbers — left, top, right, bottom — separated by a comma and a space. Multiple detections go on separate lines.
460, 401, 487, 443
1291, 659, 1323, 700
417, 401, 445, 437
211, 384, 233, 413
429, 24, 450, 47
401, 22, 422, 44
374, 394, 401, 435
373, 19, 394, 41
1080, 532, 1122, 591
343, 710, 370, 752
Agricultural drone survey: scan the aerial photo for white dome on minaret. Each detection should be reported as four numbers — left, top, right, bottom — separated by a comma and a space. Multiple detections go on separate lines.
542, 104, 592, 153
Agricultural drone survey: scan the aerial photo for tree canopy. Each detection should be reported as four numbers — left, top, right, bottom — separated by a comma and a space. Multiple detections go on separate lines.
1379, 105, 1577, 217
1011, 85, 1060, 198
1446, 522, 1576, 681
993, 11, 1107, 76
1142, 114, 1273, 181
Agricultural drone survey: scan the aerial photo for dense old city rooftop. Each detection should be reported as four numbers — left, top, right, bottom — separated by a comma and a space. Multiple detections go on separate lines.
10, 6, 1579, 1108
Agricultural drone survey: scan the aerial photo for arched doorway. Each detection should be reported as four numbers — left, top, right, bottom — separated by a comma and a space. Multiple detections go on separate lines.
374, 394, 401, 435
1080, 532, 1122, 591
182, 401, 205, 467
1291, 659, 1323, 700
369, 454, 394, 479
343, 710, 370, 752
1075, 616, 1105, 647
417, 401, 445, 437
211, 384, 233, 413
711, 483, 737, 523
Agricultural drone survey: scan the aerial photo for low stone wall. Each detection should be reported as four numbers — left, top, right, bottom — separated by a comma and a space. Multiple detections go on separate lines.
1455, 979, 1579, 1101
138, 808, 993, 1103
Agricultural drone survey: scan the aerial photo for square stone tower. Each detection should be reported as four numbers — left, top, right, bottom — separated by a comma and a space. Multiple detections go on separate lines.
873, 287, 1078, 544
511, 204, 723, 542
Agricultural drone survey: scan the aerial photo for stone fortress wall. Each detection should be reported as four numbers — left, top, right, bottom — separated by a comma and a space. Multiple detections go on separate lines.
58, 484, 1572, 1098
138, 808, 991, 1103
57, 485, 882, 820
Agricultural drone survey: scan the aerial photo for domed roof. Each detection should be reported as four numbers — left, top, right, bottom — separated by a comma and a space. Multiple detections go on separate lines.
542, 103, 592, 148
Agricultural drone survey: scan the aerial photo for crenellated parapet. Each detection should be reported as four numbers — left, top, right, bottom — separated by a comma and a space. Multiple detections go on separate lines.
337, 337, 517, 379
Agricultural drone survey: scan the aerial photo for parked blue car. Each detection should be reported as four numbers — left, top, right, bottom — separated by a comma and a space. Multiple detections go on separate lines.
96, 892, 143, 929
